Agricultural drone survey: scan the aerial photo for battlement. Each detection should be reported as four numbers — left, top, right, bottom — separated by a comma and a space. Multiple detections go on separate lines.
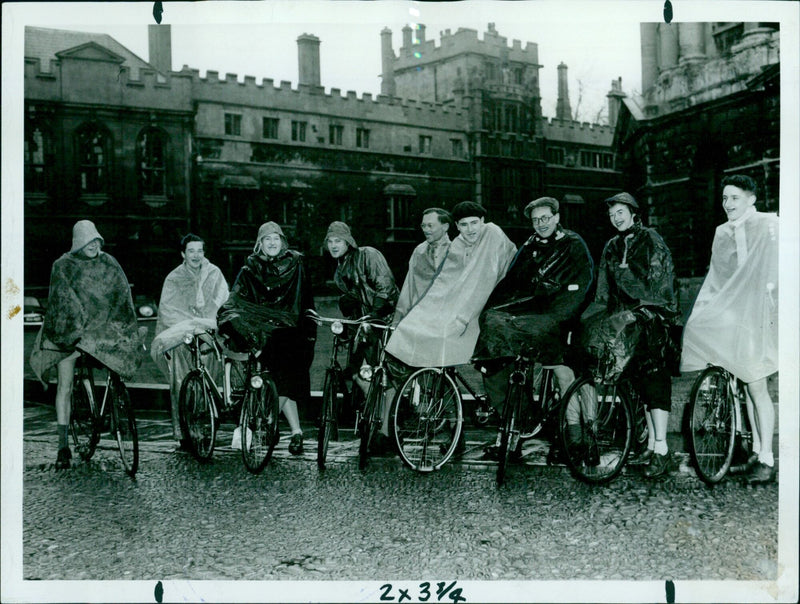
185, 67, 469, 122
541, 117, 615, 145
395, 23, 539, 70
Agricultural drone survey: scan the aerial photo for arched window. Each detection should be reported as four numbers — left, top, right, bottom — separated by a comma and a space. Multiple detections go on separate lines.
25, 119, 53, 205
76, 123, 110, 205
137, 127, 168, 204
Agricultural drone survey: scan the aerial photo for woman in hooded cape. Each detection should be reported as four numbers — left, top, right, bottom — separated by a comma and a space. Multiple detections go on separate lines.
217, 222, 316, 455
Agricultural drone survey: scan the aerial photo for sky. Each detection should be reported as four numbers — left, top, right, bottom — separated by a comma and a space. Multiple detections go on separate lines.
15, 0, 649, 124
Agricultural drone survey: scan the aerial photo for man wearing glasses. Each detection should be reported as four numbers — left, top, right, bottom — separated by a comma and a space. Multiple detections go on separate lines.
472, 197, 594, 460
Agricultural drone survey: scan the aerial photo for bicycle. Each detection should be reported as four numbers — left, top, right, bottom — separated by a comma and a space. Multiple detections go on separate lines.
69, 350, 139, 477
305, 309, 367, 470
355, 319, 395, 470
175, 328, 280, 474
390, 366, 464, 473
686, 364, 757, 485
555, 357, 643, 485
492, 356, 568, 486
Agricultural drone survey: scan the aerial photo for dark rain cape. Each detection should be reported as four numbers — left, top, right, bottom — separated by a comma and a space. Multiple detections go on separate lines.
473, 226, 594, 364
29, 252, 143, 382
681, 210, 778, 382
217, 250, 316, 403
333, 246, 399, 320
580, 222, 679, 382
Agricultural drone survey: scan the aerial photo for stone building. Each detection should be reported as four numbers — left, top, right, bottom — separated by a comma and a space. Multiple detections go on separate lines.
612, 22, 780, 277
24, 23, 621, 294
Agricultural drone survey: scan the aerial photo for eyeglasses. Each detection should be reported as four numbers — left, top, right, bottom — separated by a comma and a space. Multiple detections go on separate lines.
531, 215, 554, 226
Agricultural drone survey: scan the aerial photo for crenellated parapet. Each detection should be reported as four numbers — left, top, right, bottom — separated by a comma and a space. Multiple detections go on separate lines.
186, 66, 469, 126
541, 116, 615, 145
394, 23, 540, 70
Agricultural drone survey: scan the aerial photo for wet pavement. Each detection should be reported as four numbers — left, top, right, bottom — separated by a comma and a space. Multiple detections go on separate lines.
19, 402, 781, 594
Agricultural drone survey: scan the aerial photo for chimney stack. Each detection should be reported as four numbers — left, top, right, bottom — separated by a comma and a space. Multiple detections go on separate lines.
402, 25, 413, 50
606, 77, 626, 127
556, 62, 572, 120
148, 24, 172, 74
297, 34, 321, 87
380, 28, 396, 96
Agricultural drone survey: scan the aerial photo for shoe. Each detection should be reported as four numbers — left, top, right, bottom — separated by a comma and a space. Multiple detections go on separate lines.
643, 451, 675, 478
55, 447, 72, 470
729, 452, 758, 475
633, 448, 654, 465
482, 445, 500, 461
368, 433, 395, 456
745, 461, 776, 485
546, 441, 564, 465
288, 433, 304, 456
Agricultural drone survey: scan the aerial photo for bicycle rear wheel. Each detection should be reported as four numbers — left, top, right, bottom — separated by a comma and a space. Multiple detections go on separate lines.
358, 369, 384, 470
519, 366, 551, 439
110, 374, 139, 477
496, 383, 522, 487
179, 370, 217, 462
317, 369, 340, 470
559, 377, 633, 485
687, 366, 736, 484
240, 377, 280, 474
392, 368, 463, 473
70, 364, 99, 461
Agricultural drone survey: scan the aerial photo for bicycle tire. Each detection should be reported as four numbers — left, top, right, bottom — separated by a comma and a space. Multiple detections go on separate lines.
317, 369, 340, 470
496, 382, 522, 487
358, 369, 384, 471
110, 374, 139, 477
392, 368, 463, 473
70, 364, 100, 461
559, 376, 633, 485
687, 366, 736, 485
178, 370, 217, 462
240, 376, 280, 474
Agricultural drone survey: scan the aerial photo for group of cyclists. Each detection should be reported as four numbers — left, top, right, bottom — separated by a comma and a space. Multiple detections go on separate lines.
31, 174, 778, 485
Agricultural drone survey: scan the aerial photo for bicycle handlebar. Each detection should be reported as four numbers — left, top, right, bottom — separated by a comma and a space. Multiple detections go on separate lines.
305, 309, 394, 331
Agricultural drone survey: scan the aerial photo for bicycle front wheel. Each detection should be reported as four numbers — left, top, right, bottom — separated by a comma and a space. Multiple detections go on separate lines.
70, 366, 100, 461
496, 383, 523, 487
317, 369, 340, 470
559, 377, 633, 485
110, 374, 139, 477
392, 368, 463, 473
687, 366, 736, 484
240, 377, 280, 474
179, 370, 217, 462
358, 369, 384, 471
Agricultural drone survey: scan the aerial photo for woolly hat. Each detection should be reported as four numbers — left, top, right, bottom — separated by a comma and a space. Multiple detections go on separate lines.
452, 201, 487, 223
254, 221, 288, 254
605, 192, 639, 210
524, 197, 559, 218
70, 220, 104, 254
324, 221, 357, 249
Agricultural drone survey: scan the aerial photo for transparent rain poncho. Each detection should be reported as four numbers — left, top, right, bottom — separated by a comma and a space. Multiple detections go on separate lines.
680, 209, 779, 383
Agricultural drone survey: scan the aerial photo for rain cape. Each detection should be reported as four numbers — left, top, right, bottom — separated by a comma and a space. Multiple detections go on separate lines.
681, 209, 778, 382
385, 222, 516, 367
30, 252, 142, 382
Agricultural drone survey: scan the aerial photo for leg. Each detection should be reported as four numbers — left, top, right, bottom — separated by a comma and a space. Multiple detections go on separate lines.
745, 378, 775, 466
280, 396, 304, 455
641, 370, 675, 478
552, 365, 575, 395
55, 351, 80, 468
743, 388, 762, 455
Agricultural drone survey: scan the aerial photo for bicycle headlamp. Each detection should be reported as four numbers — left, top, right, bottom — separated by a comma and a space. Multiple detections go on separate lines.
138, 304, 155, 318
331, 320, 344, 335
359, 364, 374, 382
182, 333, 194, 345
250, 375, 264, 389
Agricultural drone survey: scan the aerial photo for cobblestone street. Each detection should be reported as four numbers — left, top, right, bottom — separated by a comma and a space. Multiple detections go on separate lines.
13, 401, 785, 602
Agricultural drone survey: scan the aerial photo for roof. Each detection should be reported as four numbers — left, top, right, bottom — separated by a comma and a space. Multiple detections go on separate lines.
25, 26, 156, 78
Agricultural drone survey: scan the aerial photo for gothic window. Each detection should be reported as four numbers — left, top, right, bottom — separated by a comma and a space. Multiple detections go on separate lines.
546, 147, 565, 165
291, 121, 307, 142
25, 120, 52, 204
137, 128, 168, 201
418, 135, 432, 154
451, 138, 464, 158
76, 124, 110, 203
356, 128, 370, 149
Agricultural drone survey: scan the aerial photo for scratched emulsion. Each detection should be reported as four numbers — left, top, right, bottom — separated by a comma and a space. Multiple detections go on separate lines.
8, 305, 21, 319
5, 278, 20, 296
